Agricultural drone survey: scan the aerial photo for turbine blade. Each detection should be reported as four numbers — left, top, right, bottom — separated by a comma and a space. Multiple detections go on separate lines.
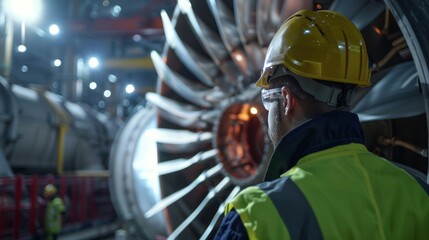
329, 0, 385, 29
352, 61, 424, 121
256, 0, 312, 48
151, 50, 222, 108
144, 164, 223, 218
234, 0, 264, 71
167, 177, 232, 240
178, 0, 242, 92
200, 186, 241, 240
161, 10, 215, 87
157, 149, 218, 175
148, 128, 213, 153
146, 92, 211, 129
207, 0, 250, 79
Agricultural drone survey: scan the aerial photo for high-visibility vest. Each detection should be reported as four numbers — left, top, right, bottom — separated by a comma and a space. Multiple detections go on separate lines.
45, 196, 65, 234
226, 143, 429, 240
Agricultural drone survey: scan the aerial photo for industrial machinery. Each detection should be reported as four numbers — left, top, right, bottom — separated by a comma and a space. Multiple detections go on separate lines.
109, 0, 429, 239
0, 76, 120, 176
0, 77, 120, 238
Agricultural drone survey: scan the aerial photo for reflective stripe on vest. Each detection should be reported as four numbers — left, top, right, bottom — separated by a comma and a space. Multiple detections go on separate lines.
226, 177, 323, 240
259, 177, 323, 239
227, 143, 429, 239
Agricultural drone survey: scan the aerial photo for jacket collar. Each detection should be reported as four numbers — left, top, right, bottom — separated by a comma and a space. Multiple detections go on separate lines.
264, 110, 365, 181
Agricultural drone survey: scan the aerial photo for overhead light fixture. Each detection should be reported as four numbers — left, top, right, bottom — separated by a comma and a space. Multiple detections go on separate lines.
17, 44, 26, 52
111, 5, 121, 17
88, 57, 99, 69
53, 59, 62, 67
132, 34, 142, 42
125, 84, 135, 94
89, 82, 97, 90
49, 24, 60, 35
108, 74, 117, 83
3, 0, 42, 22
21, 65, 28, 72
104, 90, 111, 98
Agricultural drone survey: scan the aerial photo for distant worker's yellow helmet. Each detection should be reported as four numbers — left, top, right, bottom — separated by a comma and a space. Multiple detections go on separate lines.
44, 184, 57, 198
256, 10, 371, 88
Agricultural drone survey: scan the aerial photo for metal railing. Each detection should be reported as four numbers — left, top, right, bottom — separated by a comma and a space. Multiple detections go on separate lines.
0, 174, 117, 240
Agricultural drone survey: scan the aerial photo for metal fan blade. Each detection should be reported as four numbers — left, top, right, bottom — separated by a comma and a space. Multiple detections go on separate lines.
257, 0, 312, 48
157, 149, 217, 175
178, 0, 242, 92
207, 0, 251, 79
148, 128, 213, 153
234, 0, 265, 72
146, 92, 213, 129
151, 50, 220, 108
329, 0, 385, 29
167, 177, 231, 240
351, 61, 424, 121
200, 186, 241, 240
236, 84, 261, 101
161, 10, 215, 87
144, 164, 223, 219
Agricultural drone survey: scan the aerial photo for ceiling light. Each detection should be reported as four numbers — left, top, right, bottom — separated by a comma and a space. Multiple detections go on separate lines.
17, 45, 26, 52
53, 59, 62, 67
111, 5, 121, 17
3, 0, 42, 22
104, 90, 111, 98
108, 74, 117, 83
88, 57, 99, 68
89, 82, 97, 90
21, 65, 28, 72
133, 34, 142, 42
49, 24, 60, 35
125, 84, 135, 94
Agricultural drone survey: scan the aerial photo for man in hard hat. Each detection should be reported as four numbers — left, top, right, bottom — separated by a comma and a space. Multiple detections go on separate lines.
215, 10, 429, 239
43, 184, 65, 240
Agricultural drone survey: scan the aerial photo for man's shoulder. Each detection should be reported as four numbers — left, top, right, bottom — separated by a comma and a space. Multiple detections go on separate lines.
231, 177, 294, 206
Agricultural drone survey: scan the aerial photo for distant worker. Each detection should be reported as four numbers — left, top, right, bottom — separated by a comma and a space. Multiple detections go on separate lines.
43, 184, 65, 240
215, 10, 429, 239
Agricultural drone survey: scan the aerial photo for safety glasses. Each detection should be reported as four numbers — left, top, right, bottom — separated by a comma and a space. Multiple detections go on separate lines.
261, 88, 283, 110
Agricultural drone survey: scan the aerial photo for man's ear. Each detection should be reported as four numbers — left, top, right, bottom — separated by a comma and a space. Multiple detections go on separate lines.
281, 86, 295, 115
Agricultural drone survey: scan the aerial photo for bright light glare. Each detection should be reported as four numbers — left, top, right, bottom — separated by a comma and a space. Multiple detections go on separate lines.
89, 82, 97, 90
49, 24, 60, 35
17, 45, 26, 52
250, 107, 258, 115
88, 57, 99, 68
53, 59, 62, 67
111, 5, 122, 17
125, 84, 135, 94
104, 90, 111, 98
132, 34, 142, 42
108, 74, 117, 83
3, 0, 42, 22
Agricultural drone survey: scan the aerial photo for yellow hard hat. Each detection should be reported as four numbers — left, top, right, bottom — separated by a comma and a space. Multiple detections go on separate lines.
44, 184, 57, 198
256, 10, 371, 88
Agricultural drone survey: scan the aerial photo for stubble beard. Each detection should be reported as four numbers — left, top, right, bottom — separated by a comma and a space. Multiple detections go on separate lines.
268, 102, 285, 147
